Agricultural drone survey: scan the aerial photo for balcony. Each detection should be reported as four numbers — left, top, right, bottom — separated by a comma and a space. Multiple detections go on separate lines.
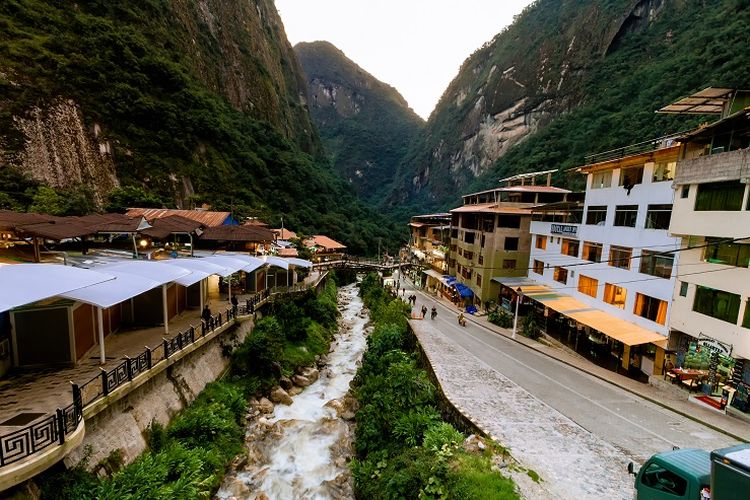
675, 148, 750, 186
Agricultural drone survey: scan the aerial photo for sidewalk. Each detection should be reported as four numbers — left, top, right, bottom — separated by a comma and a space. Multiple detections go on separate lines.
397, 272, 750, 442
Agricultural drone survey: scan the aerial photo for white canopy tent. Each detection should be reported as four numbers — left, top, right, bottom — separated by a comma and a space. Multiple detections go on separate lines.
60, 272, 162, 363
0, 263, 115, 313
205, 255, 267, 304
159, 258, 237, 313
262, 255, 289, 270
284, 257, 313, 269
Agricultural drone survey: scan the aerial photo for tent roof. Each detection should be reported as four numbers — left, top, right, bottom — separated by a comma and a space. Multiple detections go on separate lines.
0, 263, 115, 313
60, 270, 161, 308
202, 255, 261, 274
284, 257, 312, 268
160, 258, 233, 278
99, 261, 191, 286
222, 254, 266, 273
262, 255, 289, 270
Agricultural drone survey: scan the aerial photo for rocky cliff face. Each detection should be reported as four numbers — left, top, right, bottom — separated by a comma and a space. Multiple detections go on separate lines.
295, 41, 424, 202
389, 0, 679, 208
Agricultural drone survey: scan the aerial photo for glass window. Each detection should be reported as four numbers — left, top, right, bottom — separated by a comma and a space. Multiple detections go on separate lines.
535, 235, 547, 250
478, 255, 484, 265
634, 293, 668, 325
679, 282, 688, 297
680, 185, 689, 199
582, 241, 603, 262
619, 165, 644, 186
561, 238, 580, 257
585, 206, 607, 225
578, 275, 598, 298
645, 204, 672, 230
553, 266, 568, 284
640, 463, 687, 496
693, 285, 741, 324
652, 161, 676, 182
476, 274, 482, 286
614, 205, 638, 227
639, 250, 674, 279
603, 283, 627, 308
591, 171, 612, 189
498, 215, 521, 228
704, 238, 750, 267
695, 181, 745, 211
502, 259, 516, 270
533, 259, 545, 275
609, 245, 632, 270
464, 231, 475, 244
505, 237, 519, 251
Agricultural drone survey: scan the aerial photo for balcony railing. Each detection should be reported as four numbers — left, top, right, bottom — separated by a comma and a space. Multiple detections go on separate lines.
584, 133, 682, 165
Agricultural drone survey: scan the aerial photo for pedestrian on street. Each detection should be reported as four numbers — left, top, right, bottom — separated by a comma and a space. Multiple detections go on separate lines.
430, 306, 437, 320
402, 287, 406, 296
421, 305, 427, 318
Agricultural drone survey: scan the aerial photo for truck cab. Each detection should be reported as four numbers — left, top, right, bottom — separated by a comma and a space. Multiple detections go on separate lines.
632, 448, 710, 499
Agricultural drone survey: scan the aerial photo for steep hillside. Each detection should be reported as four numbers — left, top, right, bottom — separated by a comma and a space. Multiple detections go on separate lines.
0, 0, 400, 253
390, 0, 750, 213
295, 41, 424, 202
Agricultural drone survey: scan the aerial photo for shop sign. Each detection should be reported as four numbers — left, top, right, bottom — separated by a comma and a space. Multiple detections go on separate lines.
697, 335, 733, 357
550, 224, 578, 236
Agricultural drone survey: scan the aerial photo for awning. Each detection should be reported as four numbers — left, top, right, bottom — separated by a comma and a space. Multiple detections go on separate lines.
201, 255, 251, 274
99, 261, 191, 286
60, 271, 161, 308
262, 255, 289, 270
506, 279, 667, 347
284, 257, 312, 268
454, 282, 474, 298
422, 269, 444, 280
160, 258, 234, 279
0, 264, 116, 313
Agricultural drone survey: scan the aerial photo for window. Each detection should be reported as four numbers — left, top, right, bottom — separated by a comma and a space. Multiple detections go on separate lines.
561, 238, 579, 257
585, 206, 607, 225
464, 251, 474, 261
704, 238, 750, 267
582, 241, 603, 262
679, 282, 688, 297
604, 283, 627, 308
478, 255, 484, 265
535, 235, 547, 250
476, 274, 482, 286
639, 250, 674, 279
577, 275, 598, 298
693, 286, 741, 324
680, 186, 689, 199
619, 165, 644, 187
533, 259, 545, 275
553, 266, 568, 284
481, 216, 494, 233
498, 215, 521, 228
609, 245, 632, 270
451, 229, 458, 238
481, 234, 486, 247
614, 205, 638, 227
634, 293, 668, 325
640, 463, 687, 496
464, 231, 475, 244
695, 181, 746, 211
645, 204, 672, 230
744, 300, 750, 329
502, 259, 516, 270
652, 161, 676, 182
591, 171, 612, 189
505, 237, 519, 251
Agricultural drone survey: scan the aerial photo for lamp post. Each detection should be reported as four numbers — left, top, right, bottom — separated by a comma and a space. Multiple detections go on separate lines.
512, 286, 522, 339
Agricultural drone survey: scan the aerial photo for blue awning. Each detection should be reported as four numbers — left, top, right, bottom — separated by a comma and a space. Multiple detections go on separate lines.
454, 283, 474, 297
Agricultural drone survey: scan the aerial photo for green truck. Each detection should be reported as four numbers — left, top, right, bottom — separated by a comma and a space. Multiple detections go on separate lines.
629, 444, 750, 499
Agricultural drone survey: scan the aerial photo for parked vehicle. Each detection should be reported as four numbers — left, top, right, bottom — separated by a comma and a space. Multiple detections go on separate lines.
629, 443, 750, 499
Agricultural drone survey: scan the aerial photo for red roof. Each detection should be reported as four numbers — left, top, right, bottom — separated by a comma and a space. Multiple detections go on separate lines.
450, 203, 532, 215
276, 247, 299, 257
272, 228, 297, 240
304, 235, 347, 251
200, 224, 275, 242
126, 208, 233, 227
140, 215, 203, 239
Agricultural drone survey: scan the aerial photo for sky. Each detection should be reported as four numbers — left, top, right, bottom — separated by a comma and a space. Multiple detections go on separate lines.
275, 0, 534, 120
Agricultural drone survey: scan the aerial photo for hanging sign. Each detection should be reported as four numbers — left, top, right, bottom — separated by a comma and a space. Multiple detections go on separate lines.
697, 334, 733, 357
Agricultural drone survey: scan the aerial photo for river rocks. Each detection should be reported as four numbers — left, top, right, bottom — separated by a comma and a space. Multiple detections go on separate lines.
270, 387, 293, 405
288, 385, 303, 396
292, 374, 312, 387
257, 397, 275, 414
463, 434, 487, 453
222, 478, 250, 498
300, 366, 319, 382
279, 376, 293, 390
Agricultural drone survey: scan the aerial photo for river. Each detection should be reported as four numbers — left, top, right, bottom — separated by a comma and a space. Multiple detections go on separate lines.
217, 283, 368, 500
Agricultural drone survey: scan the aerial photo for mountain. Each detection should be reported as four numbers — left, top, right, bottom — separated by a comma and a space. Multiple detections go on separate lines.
295, 41, 424, 202
389, 0, 750, 212
0, 0, 400, 254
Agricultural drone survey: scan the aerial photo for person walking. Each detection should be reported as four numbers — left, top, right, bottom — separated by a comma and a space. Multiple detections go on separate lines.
421, 305, 427, 318
431, 306, 437, 320
230, 295, 238, 315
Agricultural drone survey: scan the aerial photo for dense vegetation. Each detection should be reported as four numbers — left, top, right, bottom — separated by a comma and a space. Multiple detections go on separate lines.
295, 41, 424, 204
0, 1, 402, 254
38, 278, 340, 499
390, 0, 750, 213
351, 273, 519, 499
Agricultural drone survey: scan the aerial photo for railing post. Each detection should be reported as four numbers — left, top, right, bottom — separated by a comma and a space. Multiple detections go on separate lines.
163, 338, 170, 359
189, 326, 195, 343
145, 346, 152, 369
56, 409, 65, 444
177, 331, 183, 350
100, 368, 109, 397
126, 356, 133, 381
71, 382, 82, 416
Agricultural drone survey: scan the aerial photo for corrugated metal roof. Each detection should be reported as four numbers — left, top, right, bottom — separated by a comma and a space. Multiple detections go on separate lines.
305, 235, 346, 250
450, 203, 532, 214
141, 215, 203, 239
126, 208, 233, 227
200, 224, 275, 242
272, 228, 297, 240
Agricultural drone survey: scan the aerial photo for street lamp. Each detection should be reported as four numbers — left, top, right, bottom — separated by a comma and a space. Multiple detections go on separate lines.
512, 286, 523, 339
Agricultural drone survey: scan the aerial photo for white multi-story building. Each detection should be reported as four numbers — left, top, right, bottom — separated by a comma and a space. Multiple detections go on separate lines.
504, 142, 682, 378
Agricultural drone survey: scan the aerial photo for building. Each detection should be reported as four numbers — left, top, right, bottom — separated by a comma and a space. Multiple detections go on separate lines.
504, 138, 683, 380
304, 235, 347, 263
408, 213, 451, 273
446, 170, 570, 307
125, 208, 238, 227
660, 88, 750, 413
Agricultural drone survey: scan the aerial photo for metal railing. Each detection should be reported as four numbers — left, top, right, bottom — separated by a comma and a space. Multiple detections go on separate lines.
0, 278, 327, 469
583, 133, 683, 165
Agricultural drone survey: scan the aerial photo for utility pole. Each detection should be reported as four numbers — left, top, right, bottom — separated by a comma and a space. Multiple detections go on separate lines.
378, 238, 381, 262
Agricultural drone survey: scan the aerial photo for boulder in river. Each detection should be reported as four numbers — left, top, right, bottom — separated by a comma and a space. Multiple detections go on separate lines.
258, 397, 275, 414
279, 376, 293, 390
288, 385, 303, 396
270, 387, 293, 405
292, 374, 312, 387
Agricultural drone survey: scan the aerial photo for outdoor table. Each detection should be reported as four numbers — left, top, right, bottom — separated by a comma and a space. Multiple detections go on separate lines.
669, 368, 708, 388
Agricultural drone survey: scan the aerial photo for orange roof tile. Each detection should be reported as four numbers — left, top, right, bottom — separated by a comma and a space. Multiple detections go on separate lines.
304, 235, 347, 251
272, 228, 297, 240
126, 208, 234, 227
449, 203, 532, 215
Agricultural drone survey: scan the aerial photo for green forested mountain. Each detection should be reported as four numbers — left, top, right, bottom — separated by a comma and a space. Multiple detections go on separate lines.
295, 41, 424, 203
388, 0, 750, 215
0, 0, 400, 254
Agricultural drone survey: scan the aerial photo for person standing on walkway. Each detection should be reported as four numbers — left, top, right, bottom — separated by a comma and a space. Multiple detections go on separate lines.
230, 295, 238, 315
431, 306, 437, 320
421, 305, 427, 318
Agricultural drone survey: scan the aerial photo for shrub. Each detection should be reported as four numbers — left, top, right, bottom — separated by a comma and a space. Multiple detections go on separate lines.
522, 314, 542, 340
232, 316, 284, 377
488, 309, 513, 328
422, 422, 464, 452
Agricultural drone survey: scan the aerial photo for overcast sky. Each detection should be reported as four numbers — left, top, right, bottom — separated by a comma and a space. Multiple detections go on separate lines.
275, 0, 534, 120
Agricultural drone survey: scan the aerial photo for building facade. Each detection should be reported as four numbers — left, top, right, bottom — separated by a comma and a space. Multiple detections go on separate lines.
408, 213, 451, 273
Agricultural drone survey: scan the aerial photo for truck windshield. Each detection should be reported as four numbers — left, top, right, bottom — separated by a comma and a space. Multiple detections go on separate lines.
641, 463, 688, 496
